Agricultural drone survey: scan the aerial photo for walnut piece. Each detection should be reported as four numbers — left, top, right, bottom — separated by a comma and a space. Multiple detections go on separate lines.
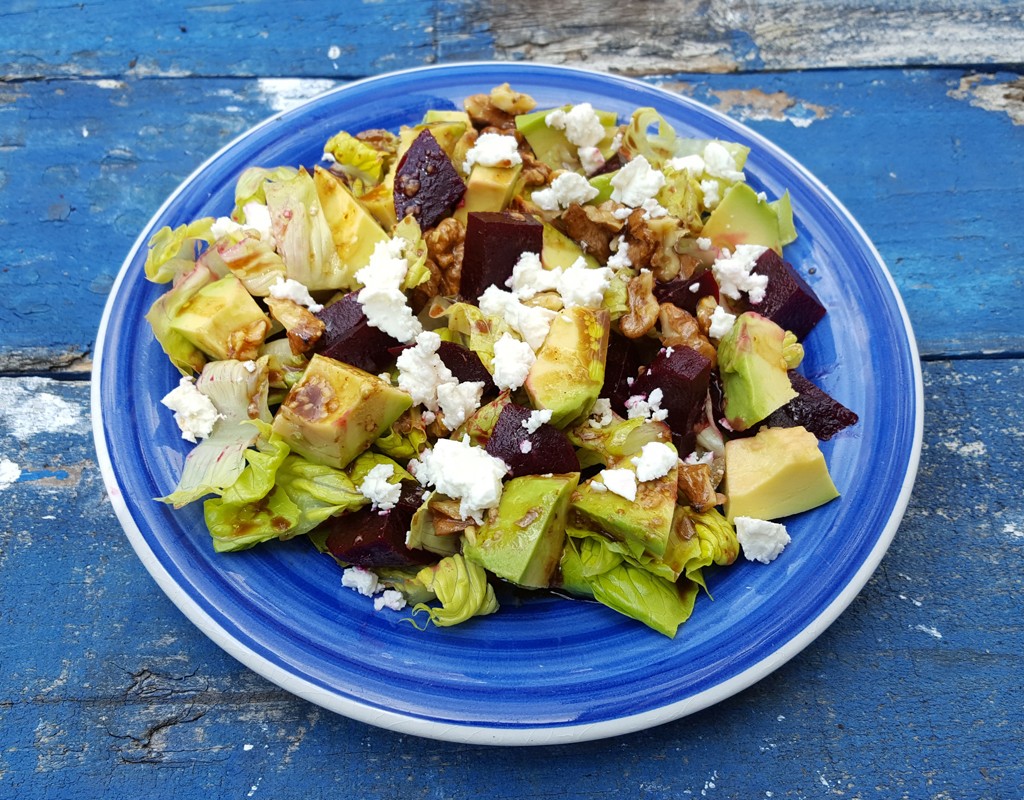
489, 83, 537, 115
559, 202, 622, 264
620, 270, 661, 339
658, 303, 717, 366
677, 462, 719, 512
425, 217, 466, 297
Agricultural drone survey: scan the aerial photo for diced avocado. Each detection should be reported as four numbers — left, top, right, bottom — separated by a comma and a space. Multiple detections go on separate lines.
723, 425, 839, 521
701, 182, 783, 255
271, 354, 412, 469
406, 496, 462, 557
419, 121, 468, 159
571, 459, 678, 558
541, 222, 600, 271
357, 182, 397, 231
568, 416, 672, 469
515, 106, 619, 171
524, 307, 610, 428
463, 473, 579, 588
454, 163, 523, 224
587, 171, 615, 204
718, 311, 799, 431
169, 273, 271, 362
452, 390, 512, 446
770, 190, 797, 246
313, 166, 389, 286
423, 109, 473, 127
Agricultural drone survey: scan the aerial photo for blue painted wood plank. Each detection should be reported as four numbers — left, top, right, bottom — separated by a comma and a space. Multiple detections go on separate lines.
0, 68, 1021, 369
0, 360, 1021, 796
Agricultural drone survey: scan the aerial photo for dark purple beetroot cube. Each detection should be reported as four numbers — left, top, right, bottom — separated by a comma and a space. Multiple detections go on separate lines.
460, 211, 544, 302
484, 403, 580, 478
321, 484, 434, 569
630, 346, 713, 454
653, 269, 720, 315
751, 250, 826, 340
603, 332, 646, 415
437, 340, 497, 397
394, 129, 466, 230
760, 372, 859, 440
314, 292, 401, 374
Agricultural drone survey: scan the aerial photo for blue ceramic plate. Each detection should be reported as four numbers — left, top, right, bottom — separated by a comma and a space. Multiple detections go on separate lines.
92, 63, 923, 745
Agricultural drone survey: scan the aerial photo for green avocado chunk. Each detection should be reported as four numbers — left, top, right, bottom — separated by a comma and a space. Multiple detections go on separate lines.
463, 472, 580, 588
169, 273, 271, 363
271, 354, 412, 469
701, 182, 782, 255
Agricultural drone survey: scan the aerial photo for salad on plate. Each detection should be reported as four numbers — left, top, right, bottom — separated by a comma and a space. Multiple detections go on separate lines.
143, 83, 858, 638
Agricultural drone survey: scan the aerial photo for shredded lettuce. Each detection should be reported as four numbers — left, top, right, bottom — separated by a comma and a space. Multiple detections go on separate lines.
144, 218, 216, 284
409, 555, 499, 628
217, 235, 288, 296
393, 215, 431, 291
373, 408, 429, 461
322, 130, 390, 187
231, 165, 299, 220
673, 506, 740, 592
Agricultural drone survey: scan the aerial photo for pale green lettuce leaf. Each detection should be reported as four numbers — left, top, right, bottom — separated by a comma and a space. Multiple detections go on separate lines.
409, 555, 499, 627
145, 263, 219, 375
232, 165, 299, 220
144, 218, 216, 283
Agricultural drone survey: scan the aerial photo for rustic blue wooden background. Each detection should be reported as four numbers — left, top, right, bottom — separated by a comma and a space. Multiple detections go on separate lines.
1, 2, 1022, 798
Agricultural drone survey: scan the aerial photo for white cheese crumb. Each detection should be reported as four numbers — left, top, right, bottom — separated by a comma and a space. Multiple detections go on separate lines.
735, 516, 791, 564
599, 468, 637, 502
395, 331, 453, 410
700, 179, 721, 209
161, 376, 222, 443
702, 141, 745, 182
559, 258, 611, 308
757, 190, 768, 203
577, 146, 605, 175
478, 285, 556, 351
412, 436, 509, 523
358, 463, 401, 511
531, 171, 599, 212
689, 282, 701, 293
684, 450, 714, 466
667, 153, 706, 175
210, 216, 244, 240
712, 243, 769, 303
696, 236, 713, 251
625, 387, 668, 423
508, 251, 560, 300
610, 155, 666, 208
639, 197, 668, 219
242, 360, 257, 373
545, 103, 605, 148
341, 566, 381, 597
241, 201, 274, 242
491, 332, 535, 391
519, 440, 533, 454
606, 236, 632, 270
269, 276, 323, 313
708, 304, 737, 339
373, 589, 407, 612
436, 380, 484, 430
463, 132, 522, 173
355, 237, 422, 343
590, 480, 607, 492
522, 408, 553, 434
587, 398, 614, 428
630, 441, 678, 482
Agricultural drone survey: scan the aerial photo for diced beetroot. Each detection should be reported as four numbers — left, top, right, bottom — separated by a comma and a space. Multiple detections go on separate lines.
760, 372, 859, 440
394, 129, 466, 230
484, 403, 580, 478
630, 346, 713, 454
460, 211, 544, 302
603, 332, 646, 415
321, 484, 434, 569
314, 292, 401, 373
750, 250, 826, 340
437, 340, 497, 397
653, 269, 720, 315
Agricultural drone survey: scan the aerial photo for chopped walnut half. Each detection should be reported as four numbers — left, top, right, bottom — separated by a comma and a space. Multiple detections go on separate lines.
265, 297, 325, 355
624, 209, 659, 270
408, 258, 443, 313
520, 149, 552, 187
559, 202, 623, 263
658, 303, 717, 366
489, 83, 537, 115
695, 295, 718, 337
464, 92, 516, 131
620, 270, 660, 339
677, 462, 718, 512
428, 495, 475, 537
425, 217, 465, 296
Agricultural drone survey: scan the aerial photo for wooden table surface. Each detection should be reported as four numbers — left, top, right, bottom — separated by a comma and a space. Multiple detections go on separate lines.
2, 2, 1022, 797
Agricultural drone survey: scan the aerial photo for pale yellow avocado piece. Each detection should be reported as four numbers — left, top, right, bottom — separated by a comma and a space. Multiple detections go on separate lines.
313, 166, 389, 288
541, 223, 600, 270
723, 425, 839, 521
454, 163, 523, 224
271, 354, 412, 469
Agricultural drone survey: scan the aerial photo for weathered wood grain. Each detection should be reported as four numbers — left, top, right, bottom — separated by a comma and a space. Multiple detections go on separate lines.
1, 68, 1021, 371
0, 360, 1021, 797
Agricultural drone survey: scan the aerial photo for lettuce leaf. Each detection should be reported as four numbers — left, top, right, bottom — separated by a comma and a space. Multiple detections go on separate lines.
393, 215, 431, 291
409, 555, 499, 627
231, 165, 299, 220
144, 218, 216, 284
217, 234, 288, 296
145, 262, 220, 375
322, 130, 390, 187
373, 407, 428, 461
674, 506, 740, 592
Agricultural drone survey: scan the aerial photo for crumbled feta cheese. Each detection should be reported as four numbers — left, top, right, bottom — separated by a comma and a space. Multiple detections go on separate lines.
531, 171, 599, 212
508, 251, 560, 300
577, 146, 605, 175
712, 244, 769, 303
396, 331, 454, 410
241, 201, 274, 242
590, 480, 608, 492
358, 463, 401, 511
663, 346, 675, 357
491, 332, 535, 391
631, 441, 678, 482
341, 566, 381, 597
702, 141, 745, 183
377, 371, 392, 383
522, 408, 553, 434
639, 197, 668, 219
519, 440, 533, 454
610, 155, 666, 208
700, 179, 721, 209
684, 450, 715, 466
611, 206, 633, 220
587, 398, 614, 428
600, 468, 637, 502
161, 376, 222, 443
689, 282, 701, 293
559, 259, 611, 308
757, 190, 768, 203
210, 216, 243, 240
421, 410, 436, 425
269, 276, 323, 313
607, 236, 632, 270
412, 437, 509, 523
355, 237, 422, 343
735, 516, 791, 564
625, 387, 668, 422
242, 360, 257, 373
696, 236, 713, 251
708, 304, 737, 339
667, 153, 706, 175
545, 103, 605, 149
373, 589, 407, 612
478, 285, 556, 351
436, 380, 484, 430
463, 132, 522, 173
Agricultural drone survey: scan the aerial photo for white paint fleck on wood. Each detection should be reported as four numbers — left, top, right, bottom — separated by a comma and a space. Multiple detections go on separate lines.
0, 378, 86, 439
